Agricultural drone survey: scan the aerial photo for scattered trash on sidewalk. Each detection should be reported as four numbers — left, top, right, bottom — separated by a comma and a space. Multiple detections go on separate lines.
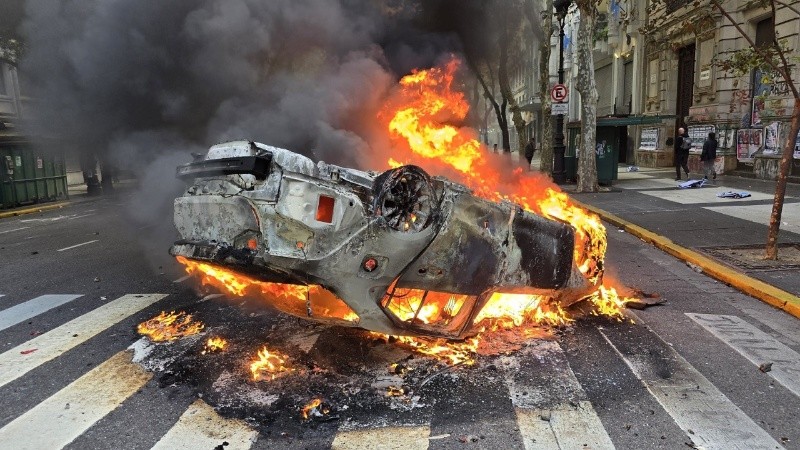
759, 362, 773, 373
686, 262, 703, 273
678, 179, 707, 189
717, 191, 751, 199
625, 297, 667, 310
626, 166, 639, 172
429, 434, 451, 441
20, 349, 38, 355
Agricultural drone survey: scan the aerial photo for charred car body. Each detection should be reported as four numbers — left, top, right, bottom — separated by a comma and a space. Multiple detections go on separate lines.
170, 141, 601, 339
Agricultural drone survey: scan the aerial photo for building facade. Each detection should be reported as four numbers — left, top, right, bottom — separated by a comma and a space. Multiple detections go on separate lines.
0, 47, 69, 209
638, 0, 800, 179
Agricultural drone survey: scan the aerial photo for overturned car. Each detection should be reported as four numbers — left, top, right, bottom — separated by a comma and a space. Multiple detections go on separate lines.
170, 141, 602, 339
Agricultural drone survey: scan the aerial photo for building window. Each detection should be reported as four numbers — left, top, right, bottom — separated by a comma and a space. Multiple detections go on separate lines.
647, 58, 659, 99
697, 38, 714, 89
751, 16, 775, 126
621, 60, 633, 114
0, 65, 7, 96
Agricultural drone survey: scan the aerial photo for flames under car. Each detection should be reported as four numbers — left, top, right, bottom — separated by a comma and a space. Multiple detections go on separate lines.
169, 141, 602, 339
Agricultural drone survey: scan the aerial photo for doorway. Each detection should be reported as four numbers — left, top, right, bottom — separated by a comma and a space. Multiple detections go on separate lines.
675, 45, 696, 131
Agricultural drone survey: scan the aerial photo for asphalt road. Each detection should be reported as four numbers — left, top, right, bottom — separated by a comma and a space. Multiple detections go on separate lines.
0, 191, 798, 450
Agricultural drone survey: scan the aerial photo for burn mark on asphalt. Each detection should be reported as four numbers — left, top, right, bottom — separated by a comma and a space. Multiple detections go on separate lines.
131, 292, 590, 433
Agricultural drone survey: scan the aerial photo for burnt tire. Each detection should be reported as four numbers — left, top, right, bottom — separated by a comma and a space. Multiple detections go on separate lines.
373, 165, 437, 232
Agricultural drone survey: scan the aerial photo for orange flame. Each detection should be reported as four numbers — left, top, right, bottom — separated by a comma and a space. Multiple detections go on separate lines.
382, 57, 617, 308
372, 332, 479, 366
386, 386, 405, 397
474, 293, 573, 330
250, 346, 293, 381
176, 256, 359, 322
202, 337, 227, 354
137, 311, 204, 342
385, 59, 483, 175
588, 286, 636, 321
301, 398, 330, 420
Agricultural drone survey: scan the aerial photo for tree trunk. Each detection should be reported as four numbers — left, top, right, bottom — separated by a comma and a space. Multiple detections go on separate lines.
497, 35, 519, 153
574, 7, 598, 192
500, 99, 511, 152
471, 66, 509, 151
765, 98, 800, 259
537, 0, 554, 176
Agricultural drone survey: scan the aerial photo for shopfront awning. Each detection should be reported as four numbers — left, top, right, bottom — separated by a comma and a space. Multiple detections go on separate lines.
595, 115, 674, 127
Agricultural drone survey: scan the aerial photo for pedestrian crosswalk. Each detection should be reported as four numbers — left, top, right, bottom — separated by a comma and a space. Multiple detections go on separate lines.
0, 293, 166, 388
504, 342, 615, 450
0, 351, 152, 450
600, 323, 783, 449
151, 399, 258, 450
0, 294, 82, 332
0, 290, 797, 449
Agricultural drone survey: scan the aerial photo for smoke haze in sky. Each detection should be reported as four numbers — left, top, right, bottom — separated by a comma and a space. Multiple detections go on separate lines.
16, 0, 507, 170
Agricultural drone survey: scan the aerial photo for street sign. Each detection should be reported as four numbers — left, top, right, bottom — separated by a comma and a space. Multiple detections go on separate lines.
551, 102, 568, 115
551, 84, 568, 102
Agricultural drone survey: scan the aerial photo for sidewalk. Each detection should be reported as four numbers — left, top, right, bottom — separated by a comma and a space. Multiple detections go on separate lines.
560, 162, 800, 318
0, 180, 135, 219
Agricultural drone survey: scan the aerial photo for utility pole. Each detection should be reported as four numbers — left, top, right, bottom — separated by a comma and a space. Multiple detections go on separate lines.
552, 0, 571, 183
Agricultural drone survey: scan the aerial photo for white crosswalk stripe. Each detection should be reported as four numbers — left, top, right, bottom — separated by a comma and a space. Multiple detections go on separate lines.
0, 293, 166, 388
688, 313, 800, 398
0, 350, 152, 449
332, 426, 431, 450
0, 294, 83, 332
152, 399, 258, 450
504, 341, 615, 450
600, 323, 783, 450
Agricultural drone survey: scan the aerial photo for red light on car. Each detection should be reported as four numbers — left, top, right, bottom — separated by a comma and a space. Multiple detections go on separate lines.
316, 195, 335, 223
363, 257, 378, 272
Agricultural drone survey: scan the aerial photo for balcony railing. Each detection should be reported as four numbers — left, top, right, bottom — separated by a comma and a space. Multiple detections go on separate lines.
666, 0, 692, 13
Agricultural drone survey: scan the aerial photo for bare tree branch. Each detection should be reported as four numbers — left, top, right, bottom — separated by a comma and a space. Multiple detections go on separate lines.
774, 0, 800, 17
710, 0, 799, 99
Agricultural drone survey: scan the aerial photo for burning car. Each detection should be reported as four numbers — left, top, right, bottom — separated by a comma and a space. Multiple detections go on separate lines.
169, 140, 603, 339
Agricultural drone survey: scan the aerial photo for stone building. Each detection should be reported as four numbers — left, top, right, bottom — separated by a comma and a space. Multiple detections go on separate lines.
638, 0, 800, 179
0, 43, 69, 209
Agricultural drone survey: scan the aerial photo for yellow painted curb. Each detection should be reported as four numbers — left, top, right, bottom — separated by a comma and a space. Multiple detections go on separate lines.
574, 200, 800, 320
0, 201, 70, 219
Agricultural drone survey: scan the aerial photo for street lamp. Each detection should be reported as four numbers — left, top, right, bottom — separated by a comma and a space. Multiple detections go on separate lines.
552, 0, 571, 184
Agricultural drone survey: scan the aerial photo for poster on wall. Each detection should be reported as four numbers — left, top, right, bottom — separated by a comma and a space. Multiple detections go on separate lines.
764, 122, 780, 155
721, 128, 735, 149
751, 68, 771, 126
688, 125, 715, 151
737, 129, 763, 161
640, 128, 659, 150
794, 130, 800, 159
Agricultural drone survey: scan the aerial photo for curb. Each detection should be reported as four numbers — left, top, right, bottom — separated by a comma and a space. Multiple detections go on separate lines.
0, 201, 71, 219
574, 200, 800, 320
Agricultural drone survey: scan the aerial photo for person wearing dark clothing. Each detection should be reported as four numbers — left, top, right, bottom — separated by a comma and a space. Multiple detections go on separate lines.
701, 132, 718, 180
524, 136, 536, 168
674, 127, 691, 180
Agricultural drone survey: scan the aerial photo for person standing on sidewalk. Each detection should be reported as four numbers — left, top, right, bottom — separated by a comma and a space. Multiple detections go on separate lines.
524, 136, 536, 170
674, 127, 691, 181
701, 132, 718, 181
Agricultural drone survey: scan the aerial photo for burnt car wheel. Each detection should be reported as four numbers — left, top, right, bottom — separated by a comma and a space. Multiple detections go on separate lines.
373, 165, 437, 232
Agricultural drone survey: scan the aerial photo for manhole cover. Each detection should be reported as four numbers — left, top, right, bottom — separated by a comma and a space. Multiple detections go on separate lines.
701, 243, 800, 271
